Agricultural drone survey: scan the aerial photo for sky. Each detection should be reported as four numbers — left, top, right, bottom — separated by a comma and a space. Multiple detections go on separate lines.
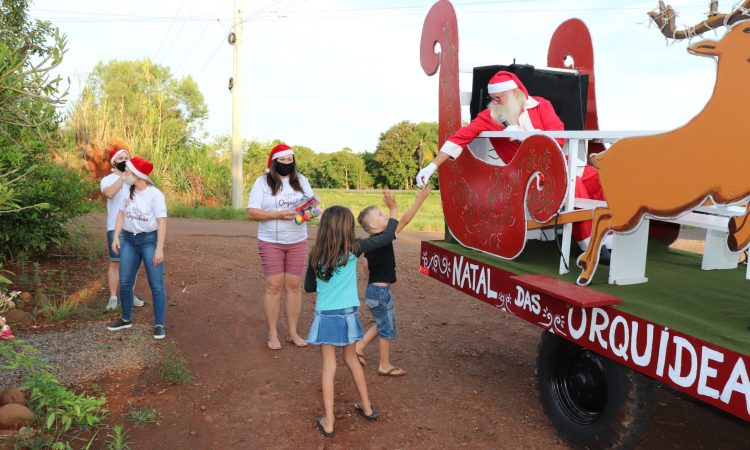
28, 0, 724, 153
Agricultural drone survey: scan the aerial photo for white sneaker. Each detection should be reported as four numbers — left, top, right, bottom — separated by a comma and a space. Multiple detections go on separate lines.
134, 296, 145, 307
106, 296, 118, 311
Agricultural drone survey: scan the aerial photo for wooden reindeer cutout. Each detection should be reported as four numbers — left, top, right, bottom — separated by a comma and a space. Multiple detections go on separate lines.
576, 16, 750, 285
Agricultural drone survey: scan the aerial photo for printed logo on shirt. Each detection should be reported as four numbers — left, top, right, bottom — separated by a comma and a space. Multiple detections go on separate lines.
124, 199, 149, 222
278, 193, 302, 209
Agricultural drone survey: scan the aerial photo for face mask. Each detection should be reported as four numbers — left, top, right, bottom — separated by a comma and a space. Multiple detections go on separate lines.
122, 174, 137, 185
274, 160, 294, 176
115, 161, 127, 172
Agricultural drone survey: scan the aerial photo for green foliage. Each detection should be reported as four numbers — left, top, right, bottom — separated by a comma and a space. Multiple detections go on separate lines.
307, 148, 372, 189
127, 405, 159, 427
0, 144, 95, 258
0, 0, 93, 259
373, 121, 438, 190
0, 0, 67, 139
0, 340, 108, 448
158, 344, 191, 384
169, 203, 247, 221
105, 425, 131, 450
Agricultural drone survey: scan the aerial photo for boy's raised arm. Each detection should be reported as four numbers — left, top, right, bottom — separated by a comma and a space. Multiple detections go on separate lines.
397, 185, 431, 234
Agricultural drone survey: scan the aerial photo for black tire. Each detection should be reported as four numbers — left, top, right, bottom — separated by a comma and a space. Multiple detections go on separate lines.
537, 331, 654, 450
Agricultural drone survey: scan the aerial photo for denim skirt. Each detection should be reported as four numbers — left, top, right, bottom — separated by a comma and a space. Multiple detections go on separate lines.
307, 307, 364, 346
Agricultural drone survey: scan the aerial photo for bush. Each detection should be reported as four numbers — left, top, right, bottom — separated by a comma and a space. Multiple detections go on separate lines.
0, 143, 94, 258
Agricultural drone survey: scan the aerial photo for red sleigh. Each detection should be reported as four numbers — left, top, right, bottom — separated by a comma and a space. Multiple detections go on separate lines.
420, 0, 681, 275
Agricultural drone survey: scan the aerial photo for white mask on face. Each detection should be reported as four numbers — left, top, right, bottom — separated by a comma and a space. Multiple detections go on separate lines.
122, 174, 138, 185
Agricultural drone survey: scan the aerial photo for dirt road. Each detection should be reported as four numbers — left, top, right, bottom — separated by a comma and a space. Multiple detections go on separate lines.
81, 215, 750, 449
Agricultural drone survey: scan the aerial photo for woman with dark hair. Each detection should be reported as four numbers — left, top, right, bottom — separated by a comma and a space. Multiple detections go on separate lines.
247, 143, 315, 350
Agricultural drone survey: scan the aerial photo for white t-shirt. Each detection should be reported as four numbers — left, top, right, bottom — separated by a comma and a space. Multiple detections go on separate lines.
247, 174, 314, 244
100, 173, 130, 231
118, 185, 168, 234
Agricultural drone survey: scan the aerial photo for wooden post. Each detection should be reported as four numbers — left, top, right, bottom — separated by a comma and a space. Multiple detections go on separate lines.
231, 2, 244, 209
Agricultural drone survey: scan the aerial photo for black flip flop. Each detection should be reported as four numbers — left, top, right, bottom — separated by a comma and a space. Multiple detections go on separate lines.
354, 402, 378, 421
315, 417, 335, 437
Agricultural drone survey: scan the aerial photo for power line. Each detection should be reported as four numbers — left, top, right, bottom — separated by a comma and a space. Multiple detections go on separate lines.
175, 0, 231, 73
153, 1, 188, 62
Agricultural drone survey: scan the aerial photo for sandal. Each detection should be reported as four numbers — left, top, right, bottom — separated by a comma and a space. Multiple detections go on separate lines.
315, 416, 335, 437
377, 367, 406, 377
354, 402, 378, 421
356, 352, 366, 367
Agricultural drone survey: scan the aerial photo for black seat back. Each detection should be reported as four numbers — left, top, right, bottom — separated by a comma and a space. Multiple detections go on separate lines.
470, 64, 589, 131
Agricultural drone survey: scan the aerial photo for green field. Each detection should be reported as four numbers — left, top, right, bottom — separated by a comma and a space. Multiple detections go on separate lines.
168, 189, 445, 232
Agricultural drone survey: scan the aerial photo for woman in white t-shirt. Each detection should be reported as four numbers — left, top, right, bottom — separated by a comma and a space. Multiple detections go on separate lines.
247, 144, 314, 350
99, 144, 144, 311
107, 157, 169, 340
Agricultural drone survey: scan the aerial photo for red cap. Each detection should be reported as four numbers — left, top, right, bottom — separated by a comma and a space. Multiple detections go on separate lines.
487, 71, 528, 97
109, 148, 130, 164
266, 144, 295, 172
126, 157, 154, 180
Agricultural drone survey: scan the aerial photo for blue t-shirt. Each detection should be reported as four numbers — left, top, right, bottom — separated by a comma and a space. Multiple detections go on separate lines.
312, 253, 359, 311
304, 218, 398, 312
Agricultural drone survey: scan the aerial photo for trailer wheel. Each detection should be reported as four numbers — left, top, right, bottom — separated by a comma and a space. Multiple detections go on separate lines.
537, 331, 654, 450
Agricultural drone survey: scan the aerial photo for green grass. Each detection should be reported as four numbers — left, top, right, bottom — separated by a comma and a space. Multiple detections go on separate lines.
168, 189, 445, 232
127, 405, 159, 427
158, 344, 191, 385
169, 203, 247, 221
315, 189, 444, 232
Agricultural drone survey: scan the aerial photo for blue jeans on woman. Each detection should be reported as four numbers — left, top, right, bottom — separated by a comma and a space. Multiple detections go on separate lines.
119, 230, 166, 325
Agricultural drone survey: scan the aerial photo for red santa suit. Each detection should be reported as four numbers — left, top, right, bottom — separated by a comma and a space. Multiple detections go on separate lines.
439, 71, 604, 246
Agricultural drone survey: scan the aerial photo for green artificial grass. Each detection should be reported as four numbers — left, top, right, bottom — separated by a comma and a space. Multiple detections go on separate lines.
429, 239, 750, 355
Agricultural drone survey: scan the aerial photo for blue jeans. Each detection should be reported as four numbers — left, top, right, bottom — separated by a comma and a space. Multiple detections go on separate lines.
365, 285, 396, 339
119, 230, 166, 325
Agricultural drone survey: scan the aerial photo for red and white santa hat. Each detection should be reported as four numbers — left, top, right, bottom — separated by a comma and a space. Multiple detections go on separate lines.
109, 148, 130, 164
126, 157, 154, 181
487, 71, 528, 97
266, 143, 294, 172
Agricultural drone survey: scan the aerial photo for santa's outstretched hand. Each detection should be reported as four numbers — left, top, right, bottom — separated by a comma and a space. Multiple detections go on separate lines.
416, 162, 437, 187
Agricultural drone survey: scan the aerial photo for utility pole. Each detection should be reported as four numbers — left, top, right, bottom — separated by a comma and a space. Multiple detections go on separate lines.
230, 2, 244, 208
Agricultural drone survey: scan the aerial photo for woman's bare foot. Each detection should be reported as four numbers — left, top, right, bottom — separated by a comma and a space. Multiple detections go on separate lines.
267, 335, 282, 350
286, 335, 308, 347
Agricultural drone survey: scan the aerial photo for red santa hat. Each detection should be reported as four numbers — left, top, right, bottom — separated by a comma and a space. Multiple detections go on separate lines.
487, 71, 528, 97
266, 144, 294, 172
126, 157, 154, 181
109, 148, 130, 164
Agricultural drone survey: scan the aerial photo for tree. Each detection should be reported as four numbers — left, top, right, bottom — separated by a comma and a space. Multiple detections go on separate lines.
414, 122, 438, 168
312, 148, 372, 189
374, 121, 421, 189
0, 0, 92, 258
0, 0, 67, 140
66, 58, 208, 160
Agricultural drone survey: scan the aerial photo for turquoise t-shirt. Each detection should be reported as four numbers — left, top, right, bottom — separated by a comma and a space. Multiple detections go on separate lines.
313, 252, 359, 312
304, 218, 399, 312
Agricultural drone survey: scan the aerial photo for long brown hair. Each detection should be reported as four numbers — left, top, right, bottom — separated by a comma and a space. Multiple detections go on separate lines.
309, 206, 358, 281
266, 158, 303, 196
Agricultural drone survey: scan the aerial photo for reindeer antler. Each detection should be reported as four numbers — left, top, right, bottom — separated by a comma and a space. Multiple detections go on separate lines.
648, 0, 750, 39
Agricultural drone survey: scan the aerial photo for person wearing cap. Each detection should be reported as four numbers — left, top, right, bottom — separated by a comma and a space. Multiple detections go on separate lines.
247, 143, 315, 350
415, 70, 609, 258
99, 143, 145, 311
107, 157, 169, 340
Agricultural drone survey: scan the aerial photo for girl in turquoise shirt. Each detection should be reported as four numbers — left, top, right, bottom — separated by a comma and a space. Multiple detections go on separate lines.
304, 200, 397, 438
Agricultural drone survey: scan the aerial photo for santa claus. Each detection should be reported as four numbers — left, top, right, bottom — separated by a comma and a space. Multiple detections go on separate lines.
415, 70, 610, 260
